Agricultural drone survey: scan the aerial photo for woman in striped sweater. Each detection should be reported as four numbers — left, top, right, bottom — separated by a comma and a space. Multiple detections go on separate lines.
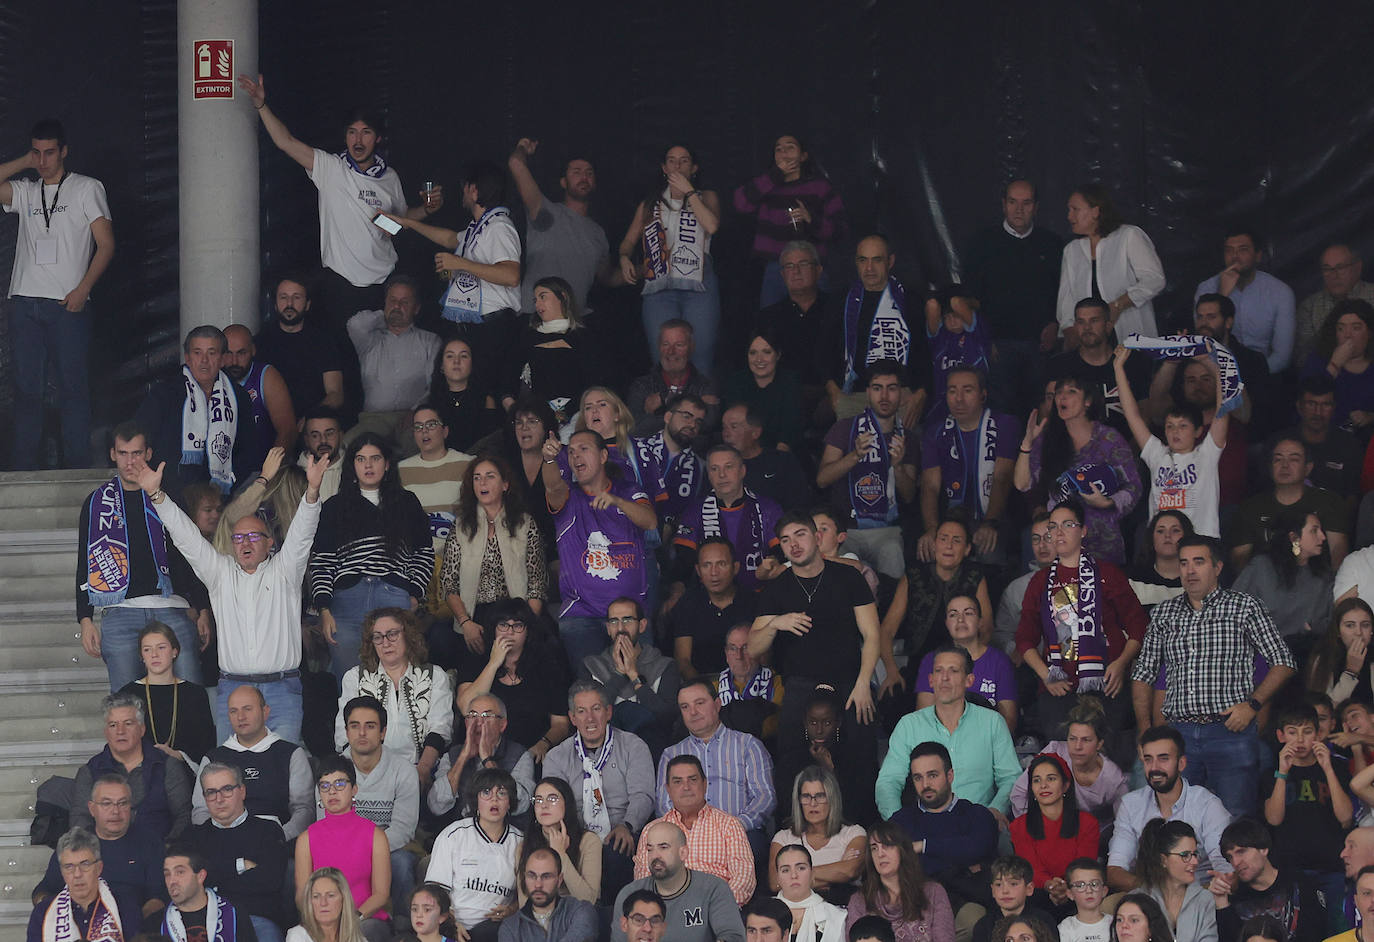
311, 433, 434, 680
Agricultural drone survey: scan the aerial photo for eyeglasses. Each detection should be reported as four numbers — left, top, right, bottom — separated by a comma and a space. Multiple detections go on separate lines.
371, 628, 404, 644
1030, 534, 1049, 544
60, 860, 98, 875
1043, 521, 1082, 532
318, 779, 352, 793
412, 419, 444, 432
1322, 261, 1356, 275
628, 914, 666, 928
465, 709, 504, 719
230, 532, 269, 544
495, 620, 527, 633
606, 616, 639, 626
780, 261, 817, 272
1166, 849, 1200, 862
202, 784, 241, 800
669, 409, 703, 424
478, 786, 510, 800
93, 799, 131, 810
1069, 880, 1105, 891
532, 794, 563, 806
799, 792, 829, 804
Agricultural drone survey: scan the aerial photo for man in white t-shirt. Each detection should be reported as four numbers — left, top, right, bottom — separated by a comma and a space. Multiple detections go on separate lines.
381, 160, 522, 387
237, 73, 441, 325
1113, 344, 1227, 537
1, 119, 114, 469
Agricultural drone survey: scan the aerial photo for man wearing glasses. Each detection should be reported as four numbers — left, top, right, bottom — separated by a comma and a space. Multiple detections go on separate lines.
31, 776, 164, 926
27, 827, 142, 942
429, 692, 535, 826
138, 446, 327, 744
1296, 244, 1374, 364
756, 240, 844, 417
191, 762, 291, 941
633, 393, 708, 527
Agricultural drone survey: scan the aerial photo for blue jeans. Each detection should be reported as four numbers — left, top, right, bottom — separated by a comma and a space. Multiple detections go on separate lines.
98, 606, 201, 692
1175, 719, 1260, 819
392, 848, 418, 921
327, 577, 411, 680
215, 674, 304, 745
1303, 868, 1350, 935
8, 295, 91, 469
557, 616, 608, 670
250, 915, 286, 942
641, 265, 720, 373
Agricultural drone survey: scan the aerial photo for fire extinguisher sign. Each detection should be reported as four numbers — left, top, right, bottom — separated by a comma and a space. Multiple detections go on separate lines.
193, 40, 234, 100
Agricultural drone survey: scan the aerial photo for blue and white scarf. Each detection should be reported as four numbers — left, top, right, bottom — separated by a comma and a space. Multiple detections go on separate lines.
938, 409, 1001, 517
180, 365, 237, 494
338, 150, 389, 179
842, 276, 910, 391
1123, 333, 1245, 417
846, 409, 897, 527
83, 477, 173, 607
717, 665, 776, 705
575, 727, 615, 837
442, 206, 513, 323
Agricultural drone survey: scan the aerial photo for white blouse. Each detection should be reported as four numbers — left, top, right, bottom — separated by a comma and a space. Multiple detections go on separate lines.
1056, 223, 1166, 339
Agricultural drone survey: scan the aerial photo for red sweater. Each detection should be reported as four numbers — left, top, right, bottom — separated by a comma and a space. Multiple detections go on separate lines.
1014, 558, 1147, 687
1009, 810, 1100, 888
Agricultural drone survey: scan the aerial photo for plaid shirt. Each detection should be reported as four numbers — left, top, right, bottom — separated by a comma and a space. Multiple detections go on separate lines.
1132, 586, 1295, 719
633, 804, 756, 904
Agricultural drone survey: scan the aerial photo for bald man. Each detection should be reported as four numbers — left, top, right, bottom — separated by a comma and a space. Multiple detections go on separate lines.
612, 821, 743, 942
223, 323, 297, 468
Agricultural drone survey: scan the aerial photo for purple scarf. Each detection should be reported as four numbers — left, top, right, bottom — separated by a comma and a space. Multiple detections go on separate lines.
84, 478, 173, 608
842, 275, 910, 390
699, 487, 768, 574
846, 409, 897, 527
1041, 555, 1106, 691
937, 409, 1001, 517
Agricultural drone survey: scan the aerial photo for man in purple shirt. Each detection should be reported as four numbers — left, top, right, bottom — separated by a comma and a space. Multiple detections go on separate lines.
545, 429, 658, 666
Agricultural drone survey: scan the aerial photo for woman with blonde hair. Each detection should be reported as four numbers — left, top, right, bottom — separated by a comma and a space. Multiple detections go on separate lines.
287, 866, 368, 942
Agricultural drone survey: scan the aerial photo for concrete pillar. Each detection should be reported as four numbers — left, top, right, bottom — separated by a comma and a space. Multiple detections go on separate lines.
177, 0, 259, 336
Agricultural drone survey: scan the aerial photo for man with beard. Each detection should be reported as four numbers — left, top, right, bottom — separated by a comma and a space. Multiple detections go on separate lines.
1195, 227, 1296, 373
500, 848, 598, 942
237, 74, 442, 324
632, 393, 707, 528
345, 273, 442, 456
719, 403, 811, 512
223, 324, 297, 469
1210, 818, 1326, 942
672, 444, 784, 594
1046, 297, 1151, 440
577, 600, 682, 752
160, 845, 259, 942
253, 273, 352, 420
621, 820, 746, 938
508, 138, 613, 315
1106, 726, 1232, 892
543, 680, 656, 898
298, 406, 346, 500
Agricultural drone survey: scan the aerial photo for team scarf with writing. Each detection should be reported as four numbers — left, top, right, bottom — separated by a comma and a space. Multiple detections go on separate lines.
356, 663, 435, 761
699, 488, 768, 574
1042, 554, 1106, 691
163, 887, 236, 942
842, 275, 910, 391
642, 191, 706, 291
575, 726, 615, 837
634, 432, 701, 519
716, 664, 776, 705
938, 408, 1000, 517
442, 206, 513, 323
1123, 333, 1245, 417
83, 477, 173, 607
338, 150, 389, 179
181, 365, 237, 494
846, 409, 896, 527
1050, 463, 1121, 507
43, 880, 123, 942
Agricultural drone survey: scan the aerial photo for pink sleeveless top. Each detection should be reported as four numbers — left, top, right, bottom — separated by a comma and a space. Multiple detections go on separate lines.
307, 808, 388, 920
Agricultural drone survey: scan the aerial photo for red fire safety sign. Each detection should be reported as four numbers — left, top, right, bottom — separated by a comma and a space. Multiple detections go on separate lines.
193, 40, 234, 99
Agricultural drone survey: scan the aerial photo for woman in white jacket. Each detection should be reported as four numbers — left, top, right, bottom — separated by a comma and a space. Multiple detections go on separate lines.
1056, 184, 1165, 342
776, 844, 849, 942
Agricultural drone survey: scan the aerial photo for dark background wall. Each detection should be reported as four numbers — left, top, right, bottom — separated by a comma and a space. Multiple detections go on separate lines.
3, 0, 1373, 460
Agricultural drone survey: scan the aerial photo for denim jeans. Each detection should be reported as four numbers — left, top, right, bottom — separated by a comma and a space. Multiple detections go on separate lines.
641, 265, 720, 373
8, 295, 91, 469
98, 605, 201, 692
249, 915, 285, 942
557, 616, 608, 670
1175, 719, 1260, 819
327, 577, 412, 680
215, 674, 304, 746
391, 848, 418, 924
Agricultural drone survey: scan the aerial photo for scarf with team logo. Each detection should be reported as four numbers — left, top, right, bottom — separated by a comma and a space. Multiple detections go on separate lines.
1041, 554, 1106, 691
442, 206, 512, 323
842, 275, 910, 391
1123, 333, 1245, 417
937, 408, 1001, 517
338, 150, 388, 179
575, 727, 615, 837
845, 409, 897, 527
181, 365, 237, 494
642, 192, 706, 292
43, 880, 123, 942
699, 488, 769, 571
83, 477, 173, 607
716, 664, 776, 705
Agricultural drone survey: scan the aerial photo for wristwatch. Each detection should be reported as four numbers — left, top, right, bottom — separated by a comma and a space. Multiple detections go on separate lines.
1247, 697, 1263, 713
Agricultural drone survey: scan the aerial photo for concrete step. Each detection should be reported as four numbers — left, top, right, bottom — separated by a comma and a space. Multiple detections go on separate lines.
0, 898, 38, 928
0, 843, 58, 891
0, 738, 104, 770
0, 549, 73, 580
0, 712, 106, 746
0, 469, 107, 510
0, 506, 81, 531
0, 644, 95, 673
0, 573, 73, 605
0, 688, 107, 721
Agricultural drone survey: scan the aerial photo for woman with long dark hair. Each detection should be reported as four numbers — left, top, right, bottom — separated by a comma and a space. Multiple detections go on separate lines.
428, 337, 498, 453
1306, 597, 1374, 702
1127, 510, 1194, 612
439, 454, 548, 655
1055, 184, 1165, 341
1111, 894, 1175, 942
502, 276, 590, 426
721, 327, 804, 451
1133, 819, 1217, 942
844, 820, 953, 942
1009, 753, 1099, 911
1234, 508, 1333, 661
733, 132, 847, 306
1304, 298, 1374, 434
500, 396, 560, 558
310, 433, 433, 680
1015, 375, 1141, 563
618, 143, 723, 372
514, 776, 601, 903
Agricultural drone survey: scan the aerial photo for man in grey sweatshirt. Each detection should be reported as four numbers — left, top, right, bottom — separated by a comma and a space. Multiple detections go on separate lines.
610, 822, 744, 942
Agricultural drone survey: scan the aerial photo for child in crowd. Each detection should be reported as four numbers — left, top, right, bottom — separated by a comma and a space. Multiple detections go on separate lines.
1057, 858, 1110, 942
972, 855, 1060, 942
1112, 344, 1227, 538
1336, 699, 1374, 773
926, 286, 992, 414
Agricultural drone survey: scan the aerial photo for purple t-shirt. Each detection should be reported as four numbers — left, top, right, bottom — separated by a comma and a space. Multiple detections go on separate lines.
673, 492, 783, 591
916, 645, 1017, 704
929, 315, 992, 395
555, 475, 651, 618
919, 410, 1019, 517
